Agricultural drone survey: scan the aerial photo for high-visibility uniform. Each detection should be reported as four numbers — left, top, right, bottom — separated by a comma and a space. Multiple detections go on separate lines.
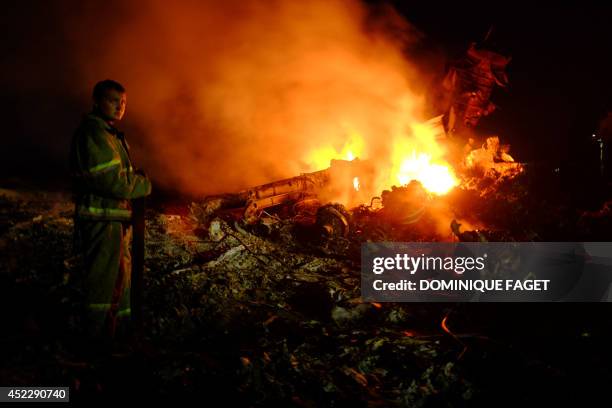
70, 113, 151, 337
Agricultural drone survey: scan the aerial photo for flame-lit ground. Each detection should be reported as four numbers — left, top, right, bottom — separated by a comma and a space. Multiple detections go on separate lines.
2, 178, 612, 405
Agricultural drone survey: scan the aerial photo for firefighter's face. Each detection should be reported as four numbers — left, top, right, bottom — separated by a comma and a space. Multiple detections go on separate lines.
96, 89, 127, 122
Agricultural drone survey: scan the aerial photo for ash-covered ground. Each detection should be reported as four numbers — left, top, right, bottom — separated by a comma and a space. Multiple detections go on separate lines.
1, 169, 612, 406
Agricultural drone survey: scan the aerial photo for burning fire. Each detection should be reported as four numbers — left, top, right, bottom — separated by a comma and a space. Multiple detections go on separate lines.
385, 121, 458, 195
305, 133, 365, 171
390, 121, 458, 195
396, 151, 457, 195
464, 136, 523, 179
304, 120, 459, 198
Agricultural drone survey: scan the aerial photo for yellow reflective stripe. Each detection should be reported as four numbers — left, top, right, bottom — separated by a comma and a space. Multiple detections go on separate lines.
78, 206, 132, 217
89, 304, 131, 317
88, 158, 121, 174
88, 303, 111, 311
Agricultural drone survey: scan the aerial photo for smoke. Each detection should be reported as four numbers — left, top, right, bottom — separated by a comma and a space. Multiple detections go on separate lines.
1, 0, 439, 197
50, 0, 430, 196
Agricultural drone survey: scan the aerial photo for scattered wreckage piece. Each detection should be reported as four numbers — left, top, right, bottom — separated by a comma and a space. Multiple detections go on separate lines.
191, 159, 382, 248
192, 168, 465, 250
443, 42, 511, 135
193, 158, 377, 226
316, 204, 352, 239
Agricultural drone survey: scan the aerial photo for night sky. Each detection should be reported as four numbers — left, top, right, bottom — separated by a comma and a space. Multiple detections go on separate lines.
1, 3, 610, 188
395, 4, 611, 163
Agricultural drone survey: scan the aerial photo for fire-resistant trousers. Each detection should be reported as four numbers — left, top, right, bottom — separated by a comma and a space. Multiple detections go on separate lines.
75, 220, 132, 338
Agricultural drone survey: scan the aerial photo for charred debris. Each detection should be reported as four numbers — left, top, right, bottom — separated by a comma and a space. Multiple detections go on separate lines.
2, 39, 612, 406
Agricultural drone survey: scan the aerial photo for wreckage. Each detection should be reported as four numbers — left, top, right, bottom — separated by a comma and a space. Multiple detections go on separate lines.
5, 37, 612, 408
196, 158, 374, 224
194, 40, 514, 238
193, 158, 439, 244
442, 40, 511, 135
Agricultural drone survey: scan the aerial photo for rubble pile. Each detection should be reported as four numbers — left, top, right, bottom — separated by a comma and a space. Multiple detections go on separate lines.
2, 175, 612, 404
145, 213, 471, 404
0, 188, 472, 405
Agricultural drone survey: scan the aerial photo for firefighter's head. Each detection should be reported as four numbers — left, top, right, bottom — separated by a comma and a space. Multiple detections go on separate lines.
92, 79, 126, 123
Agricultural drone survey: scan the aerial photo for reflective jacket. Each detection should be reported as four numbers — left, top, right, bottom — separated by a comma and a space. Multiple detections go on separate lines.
70, 113, 151, 221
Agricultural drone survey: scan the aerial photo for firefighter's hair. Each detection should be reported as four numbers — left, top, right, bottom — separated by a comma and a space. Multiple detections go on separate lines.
92, 79, 125, 101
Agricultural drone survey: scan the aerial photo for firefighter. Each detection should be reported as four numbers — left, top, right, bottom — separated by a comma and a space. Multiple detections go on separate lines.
69, 79, 151, 342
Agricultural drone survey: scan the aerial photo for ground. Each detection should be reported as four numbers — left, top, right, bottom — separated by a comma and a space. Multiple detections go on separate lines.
1, 174, 612, 406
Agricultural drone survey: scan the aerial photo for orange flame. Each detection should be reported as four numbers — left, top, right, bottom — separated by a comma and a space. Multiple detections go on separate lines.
303, 119, 458, 199
395, 152, 457, 195
464, 136, 523, 179
390, 121, 458, 195
305, 133, 364, 170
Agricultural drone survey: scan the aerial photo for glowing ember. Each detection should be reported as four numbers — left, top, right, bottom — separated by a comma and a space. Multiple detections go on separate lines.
353, 176, 360, 191
396, 151, 458, 195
